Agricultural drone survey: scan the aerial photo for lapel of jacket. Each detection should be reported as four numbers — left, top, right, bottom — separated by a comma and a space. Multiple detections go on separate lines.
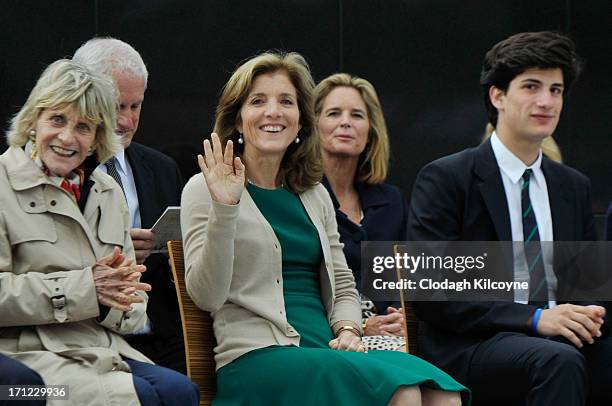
126, 143, 156, 228
82, 171, 120, 256
541, 158, 572, 241
83, 171, 115, 218
474, 140, 512, 241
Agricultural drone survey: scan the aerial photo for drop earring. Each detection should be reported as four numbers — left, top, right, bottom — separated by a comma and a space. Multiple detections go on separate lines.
27, 130, 38, 159
238, 133, 244, 144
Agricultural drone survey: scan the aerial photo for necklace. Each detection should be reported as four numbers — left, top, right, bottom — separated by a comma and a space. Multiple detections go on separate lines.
247, 178, 283, 189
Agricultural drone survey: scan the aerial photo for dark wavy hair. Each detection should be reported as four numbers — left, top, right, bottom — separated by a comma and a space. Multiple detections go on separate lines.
480, 31, 583, 127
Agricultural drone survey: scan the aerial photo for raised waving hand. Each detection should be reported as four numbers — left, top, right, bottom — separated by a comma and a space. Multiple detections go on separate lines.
198, 133, 245, 205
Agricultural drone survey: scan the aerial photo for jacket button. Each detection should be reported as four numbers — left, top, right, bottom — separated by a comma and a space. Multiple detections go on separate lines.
29, 202, 36, 207
50, 200, 57, 206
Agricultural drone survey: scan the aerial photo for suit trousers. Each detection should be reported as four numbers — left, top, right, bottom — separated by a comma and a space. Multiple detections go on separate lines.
126, 359, 199, 406
466, 332, 612, 406
0, 353, 46, 406
127, 333, 186, 375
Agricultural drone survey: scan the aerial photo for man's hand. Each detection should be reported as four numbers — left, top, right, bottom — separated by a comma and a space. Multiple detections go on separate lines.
364, 307, 405, 337
535, 304, 605, 348
130, 228, 155, 264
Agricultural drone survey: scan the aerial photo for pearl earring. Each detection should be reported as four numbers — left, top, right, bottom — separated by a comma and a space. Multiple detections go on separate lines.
238, 133, 244, 144
294, 137, 300, 144
29, 129, 36, 138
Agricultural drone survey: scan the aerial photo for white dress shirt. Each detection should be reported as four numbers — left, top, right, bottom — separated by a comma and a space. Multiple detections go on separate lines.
491, 132, 557, 307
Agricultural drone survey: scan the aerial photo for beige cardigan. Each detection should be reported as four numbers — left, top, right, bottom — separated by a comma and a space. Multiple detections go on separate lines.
181, 173, 361, 370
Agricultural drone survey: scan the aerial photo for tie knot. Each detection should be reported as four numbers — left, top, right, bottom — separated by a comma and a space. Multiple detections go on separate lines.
522, 169, 533, 183
105, 158, 117, 170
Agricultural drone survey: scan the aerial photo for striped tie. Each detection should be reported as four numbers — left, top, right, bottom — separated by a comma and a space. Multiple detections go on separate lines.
521, 169, 548, 305
105, 158, 126, 198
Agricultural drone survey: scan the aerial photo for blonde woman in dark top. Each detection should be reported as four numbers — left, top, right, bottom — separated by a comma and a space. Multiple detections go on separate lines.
315, 73, 409, 352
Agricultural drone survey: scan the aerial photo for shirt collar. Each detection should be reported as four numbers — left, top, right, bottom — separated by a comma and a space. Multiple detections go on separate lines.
321, 176, 340, 210
355, 182, 390, 209
321, 176, 390, 210
113, 148, 128, 174
491, 131, 544, 187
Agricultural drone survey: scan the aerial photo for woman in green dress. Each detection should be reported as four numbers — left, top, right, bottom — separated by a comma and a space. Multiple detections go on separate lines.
180, 51, 469, 405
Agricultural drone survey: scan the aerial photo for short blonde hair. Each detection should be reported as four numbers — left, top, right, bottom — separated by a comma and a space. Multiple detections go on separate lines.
314, 73, 390, 184
213, 51, 322, 194
7, 59, 120, 163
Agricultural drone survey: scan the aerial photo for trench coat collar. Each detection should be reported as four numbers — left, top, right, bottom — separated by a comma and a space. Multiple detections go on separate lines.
4, 146, 115, 193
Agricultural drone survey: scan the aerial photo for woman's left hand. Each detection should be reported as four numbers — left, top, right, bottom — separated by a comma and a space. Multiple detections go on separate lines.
329, 331, 367, 353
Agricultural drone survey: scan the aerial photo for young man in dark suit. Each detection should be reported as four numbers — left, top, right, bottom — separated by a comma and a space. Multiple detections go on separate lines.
73, 38, 186, 374
408, 31, 612, 405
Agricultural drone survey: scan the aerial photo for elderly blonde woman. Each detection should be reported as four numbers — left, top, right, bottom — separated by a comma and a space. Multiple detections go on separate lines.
181, 51, 468, 405
314, 73, 410, 352
0, 59, 198, 406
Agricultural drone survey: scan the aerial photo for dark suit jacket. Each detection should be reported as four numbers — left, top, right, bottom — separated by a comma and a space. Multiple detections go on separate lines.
124, 142, 185, 372
322, 177, 408, 312
407, 139, 597, 382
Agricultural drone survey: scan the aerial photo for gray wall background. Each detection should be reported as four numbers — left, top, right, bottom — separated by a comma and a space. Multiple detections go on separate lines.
1, 0, 610, 213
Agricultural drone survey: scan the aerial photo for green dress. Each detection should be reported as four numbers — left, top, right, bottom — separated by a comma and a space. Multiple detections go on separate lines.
214, 184, 469, 405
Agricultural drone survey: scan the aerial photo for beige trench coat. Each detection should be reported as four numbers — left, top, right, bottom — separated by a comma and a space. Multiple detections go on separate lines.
0, 147, 151, 406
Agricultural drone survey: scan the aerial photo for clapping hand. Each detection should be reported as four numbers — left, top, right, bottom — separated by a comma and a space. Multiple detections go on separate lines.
198, 133, 245, 205
92, 247, 151, 312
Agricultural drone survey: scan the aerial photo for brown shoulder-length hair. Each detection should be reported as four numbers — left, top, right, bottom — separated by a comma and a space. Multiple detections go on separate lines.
313, 73, 389, 184
213, 51, 322, 194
